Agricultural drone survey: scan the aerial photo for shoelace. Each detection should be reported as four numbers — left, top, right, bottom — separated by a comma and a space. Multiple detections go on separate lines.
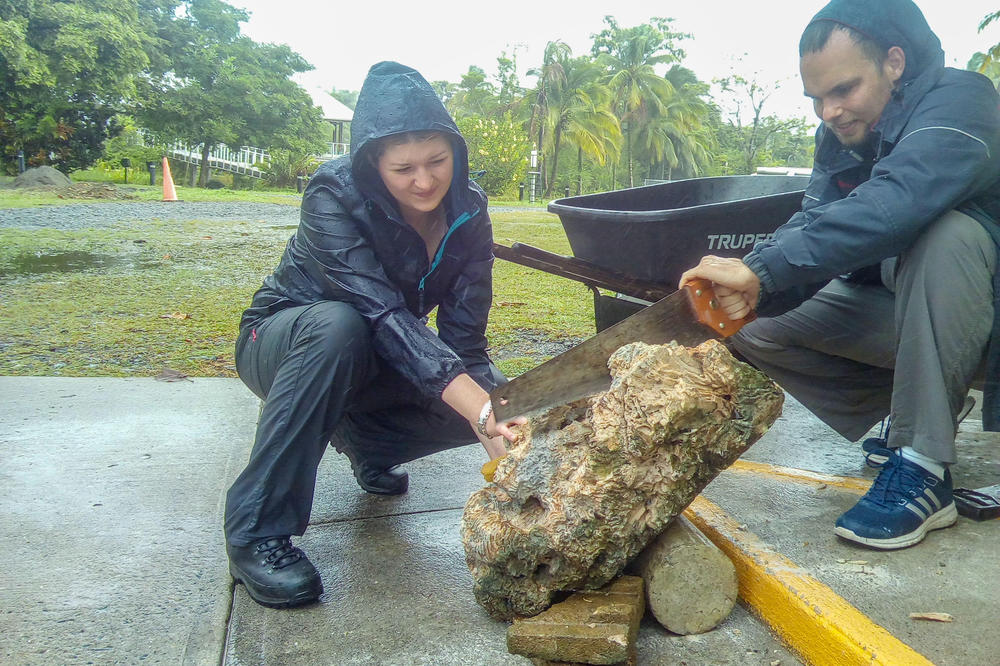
863, 449, 928, 507
879, 415, 892, 441
256, 538, 304, 569
868, 416, 892, 448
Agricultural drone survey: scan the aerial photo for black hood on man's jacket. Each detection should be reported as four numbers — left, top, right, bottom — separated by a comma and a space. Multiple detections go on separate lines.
349, 61, 473, 217
805, 0, 944, 81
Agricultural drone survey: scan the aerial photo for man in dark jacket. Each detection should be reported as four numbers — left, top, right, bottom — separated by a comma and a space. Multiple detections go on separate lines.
681, 0, 1000, 550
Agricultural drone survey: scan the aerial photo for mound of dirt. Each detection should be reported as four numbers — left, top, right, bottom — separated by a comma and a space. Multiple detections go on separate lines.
14, 166, 72, 189
59, 183, 137, 200
9, 167, 136, 199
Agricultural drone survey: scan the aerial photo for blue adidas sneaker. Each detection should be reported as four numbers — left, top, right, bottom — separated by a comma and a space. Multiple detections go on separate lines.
835, 448, 957, 550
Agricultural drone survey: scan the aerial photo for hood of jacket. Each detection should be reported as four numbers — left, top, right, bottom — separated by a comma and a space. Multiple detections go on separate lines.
806, 0, 944, 82
349, 61, 474, 218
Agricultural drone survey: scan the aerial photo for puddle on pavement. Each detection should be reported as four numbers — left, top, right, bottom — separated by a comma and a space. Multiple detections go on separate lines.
2, 250, 161, 277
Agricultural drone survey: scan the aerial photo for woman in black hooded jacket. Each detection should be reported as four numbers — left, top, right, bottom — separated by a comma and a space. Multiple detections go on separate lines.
223, 62, 524, 608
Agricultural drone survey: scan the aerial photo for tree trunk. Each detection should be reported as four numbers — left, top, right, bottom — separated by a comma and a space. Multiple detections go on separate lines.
527, 104, 539, 155
545, 127, 562, 197
198, 143, 211, 188
627, 127, 634, 188
576, 146, 583, 195
536, 124, 547, 196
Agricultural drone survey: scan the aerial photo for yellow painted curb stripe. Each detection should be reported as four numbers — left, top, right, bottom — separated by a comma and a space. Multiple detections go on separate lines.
684, 496, 934, 666
729, 459, 870, 494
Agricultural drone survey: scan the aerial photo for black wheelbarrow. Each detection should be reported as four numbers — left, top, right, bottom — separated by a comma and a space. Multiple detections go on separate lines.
496, 174, 810, 331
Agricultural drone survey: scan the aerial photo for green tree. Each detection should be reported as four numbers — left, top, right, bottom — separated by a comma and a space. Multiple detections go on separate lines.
706, 107, 813, 176
638, 65, 713, 180
713, 73, 806, 175
431, 80, 457, 105
137, 0, 325, 186
447, 66, 499, 118
495, 49, 522, 112
330, 88, 358, 110
969, 10, 1000, 85
540, 56, 621, 196
0, 0, 157, 172
592, 16, 687, 187
760, 116, 814, 168
98, 115, 167, 179
523, 40, 572, 193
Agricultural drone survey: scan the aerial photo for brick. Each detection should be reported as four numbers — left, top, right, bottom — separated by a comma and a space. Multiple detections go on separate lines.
507, 576, 644, 665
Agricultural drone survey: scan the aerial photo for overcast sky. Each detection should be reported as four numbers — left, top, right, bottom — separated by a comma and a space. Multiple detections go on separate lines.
235, 0, 998, 121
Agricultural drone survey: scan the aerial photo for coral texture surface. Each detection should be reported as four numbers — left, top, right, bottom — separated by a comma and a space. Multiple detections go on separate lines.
462, 340, 783, 620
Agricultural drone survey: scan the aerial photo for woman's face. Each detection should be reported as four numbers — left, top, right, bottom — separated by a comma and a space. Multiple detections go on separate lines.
376, 134, 454, 217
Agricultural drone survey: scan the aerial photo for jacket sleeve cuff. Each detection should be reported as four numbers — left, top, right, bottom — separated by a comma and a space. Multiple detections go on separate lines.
742, 250, 778, 298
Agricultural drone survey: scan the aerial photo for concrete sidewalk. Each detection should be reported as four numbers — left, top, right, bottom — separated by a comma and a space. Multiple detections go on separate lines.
1, 376, 998, 665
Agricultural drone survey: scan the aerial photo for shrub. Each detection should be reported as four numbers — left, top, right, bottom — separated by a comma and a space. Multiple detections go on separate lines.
457, 114, 529, 197
97, 120, 165, 180
264, 149, 324, 188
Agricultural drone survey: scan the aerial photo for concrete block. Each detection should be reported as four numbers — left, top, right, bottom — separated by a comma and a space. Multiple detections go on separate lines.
507, 576, 644, 665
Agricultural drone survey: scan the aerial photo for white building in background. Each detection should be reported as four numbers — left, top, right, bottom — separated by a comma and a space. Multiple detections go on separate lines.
307, 88, 353, 159
151, 89, 355, 180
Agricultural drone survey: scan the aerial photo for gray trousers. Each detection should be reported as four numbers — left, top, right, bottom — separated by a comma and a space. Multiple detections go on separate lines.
731, 210, 996, 463
224, 301, 501, 546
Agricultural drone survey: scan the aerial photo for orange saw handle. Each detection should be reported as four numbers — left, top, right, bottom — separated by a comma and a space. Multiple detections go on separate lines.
682, 278, 756, 337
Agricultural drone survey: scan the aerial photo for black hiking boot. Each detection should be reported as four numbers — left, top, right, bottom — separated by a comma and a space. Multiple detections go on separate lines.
228, 536, 323, 608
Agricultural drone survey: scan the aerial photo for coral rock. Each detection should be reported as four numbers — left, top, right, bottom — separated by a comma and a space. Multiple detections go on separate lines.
462, 340, 783, 620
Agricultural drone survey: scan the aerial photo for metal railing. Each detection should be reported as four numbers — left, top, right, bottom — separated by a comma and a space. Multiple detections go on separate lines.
139, 128, 351, 179
165, 141, 270, 178
319, 142, 350, 159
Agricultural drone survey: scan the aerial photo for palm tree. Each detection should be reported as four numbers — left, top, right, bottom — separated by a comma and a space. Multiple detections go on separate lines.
448, 66, 499, 119
540, 56, 622, 196
638, 65, 713, 180
970, 11, 1000, 82
593, 20, 681, 187
523, 41, 572, 194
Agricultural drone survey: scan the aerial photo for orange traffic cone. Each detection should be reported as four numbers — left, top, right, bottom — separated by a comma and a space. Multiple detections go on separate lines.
161, 156, 178, 201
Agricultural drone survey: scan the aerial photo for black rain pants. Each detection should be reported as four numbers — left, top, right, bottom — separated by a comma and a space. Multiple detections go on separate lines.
224, 300, 502, 546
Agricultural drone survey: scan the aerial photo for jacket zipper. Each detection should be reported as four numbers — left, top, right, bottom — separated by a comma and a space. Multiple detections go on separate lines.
417, 207, 480, 312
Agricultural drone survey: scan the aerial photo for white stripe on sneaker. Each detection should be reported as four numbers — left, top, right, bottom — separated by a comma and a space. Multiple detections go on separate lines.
913, 496, 934, 515
903, 502, 928, 520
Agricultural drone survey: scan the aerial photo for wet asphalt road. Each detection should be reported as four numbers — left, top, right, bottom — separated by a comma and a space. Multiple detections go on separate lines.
0, 201, 540, 231
0, 201, 302, 230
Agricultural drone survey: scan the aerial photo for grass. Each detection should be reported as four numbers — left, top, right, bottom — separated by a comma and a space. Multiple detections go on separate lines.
0, 181, 304, 207
0, 171, 549, 209
0, 201, 595, 378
